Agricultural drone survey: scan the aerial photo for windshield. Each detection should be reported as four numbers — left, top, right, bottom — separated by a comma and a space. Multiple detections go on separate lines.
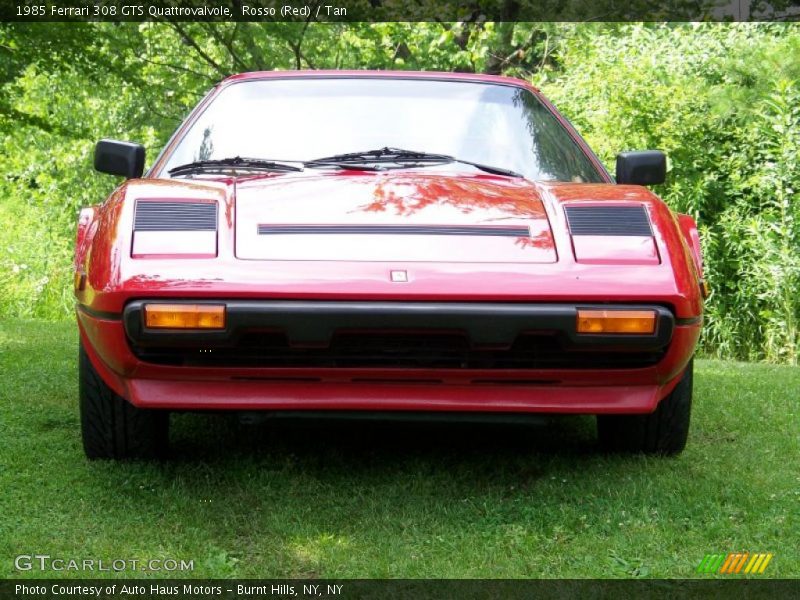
161, 78, 605, 183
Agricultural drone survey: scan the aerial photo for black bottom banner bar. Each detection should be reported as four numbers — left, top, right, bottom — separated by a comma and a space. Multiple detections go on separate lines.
2, 579, 799, 600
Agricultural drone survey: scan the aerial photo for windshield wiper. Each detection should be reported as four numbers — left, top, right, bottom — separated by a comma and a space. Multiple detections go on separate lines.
168, 156, 303, 176
304, 147, 523, 178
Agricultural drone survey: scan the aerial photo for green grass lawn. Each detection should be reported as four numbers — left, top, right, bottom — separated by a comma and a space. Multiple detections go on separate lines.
1, 319, 797, 579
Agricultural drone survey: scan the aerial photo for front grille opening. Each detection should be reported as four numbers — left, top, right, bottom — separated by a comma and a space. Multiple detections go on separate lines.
132, 330, 666, 370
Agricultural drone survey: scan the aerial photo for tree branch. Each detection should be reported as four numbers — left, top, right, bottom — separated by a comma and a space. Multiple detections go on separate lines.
0, 103, 89, 139
138, 55, 213, 80
483, 22, 516, 75
242, 23, 270, 71
287, 20, 314, 70
484, 24, 544, 75
166, 21, 229, 78
201, 22, 250, 72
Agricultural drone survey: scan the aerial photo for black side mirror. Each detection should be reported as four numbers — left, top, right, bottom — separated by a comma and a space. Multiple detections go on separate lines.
94, 139, 145, 178
616, 150, 666, 185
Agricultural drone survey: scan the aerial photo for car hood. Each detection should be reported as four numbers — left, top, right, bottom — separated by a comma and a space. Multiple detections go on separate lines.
234, 171, 557, 263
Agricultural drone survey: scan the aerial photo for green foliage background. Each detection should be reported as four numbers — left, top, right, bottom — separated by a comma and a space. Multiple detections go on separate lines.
1, 22, 798, 363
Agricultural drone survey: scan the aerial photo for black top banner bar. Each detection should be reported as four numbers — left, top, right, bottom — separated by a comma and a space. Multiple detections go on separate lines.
3, 0, 800, 22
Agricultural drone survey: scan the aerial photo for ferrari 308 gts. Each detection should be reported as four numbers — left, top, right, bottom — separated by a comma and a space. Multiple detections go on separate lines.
75, 71, 706, 459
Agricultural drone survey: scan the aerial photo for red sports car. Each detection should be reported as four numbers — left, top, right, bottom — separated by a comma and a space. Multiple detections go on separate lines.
75, 71, 705, 459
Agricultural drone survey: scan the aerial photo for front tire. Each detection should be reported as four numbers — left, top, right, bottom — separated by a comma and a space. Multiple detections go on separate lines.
79, 342, 168, 460
597, 359, 693, 455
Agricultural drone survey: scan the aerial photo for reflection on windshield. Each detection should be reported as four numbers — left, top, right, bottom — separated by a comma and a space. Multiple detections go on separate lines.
162, 78, 604, 183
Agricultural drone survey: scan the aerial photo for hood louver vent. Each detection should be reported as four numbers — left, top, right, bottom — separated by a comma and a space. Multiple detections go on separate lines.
134, 200, 217, 231
565, 205, 652, 236
257, 224, 531, 237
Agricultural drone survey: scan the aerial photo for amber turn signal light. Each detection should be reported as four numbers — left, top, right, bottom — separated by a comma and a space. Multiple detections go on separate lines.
700, 279, 711, 299
576, 309, 656, 335
73, 270, 86, 292
144, 304, 225, 329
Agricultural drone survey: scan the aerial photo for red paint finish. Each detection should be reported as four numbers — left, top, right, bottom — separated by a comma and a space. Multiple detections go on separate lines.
127, 379, 667, 414
76, 71, 705, 417
677, 213, 704, 279
571, 236, 660, 265
131, 231, 217, 258
235, 172, 557, 263
77, 175, 704, 318
74, 207, 96, 269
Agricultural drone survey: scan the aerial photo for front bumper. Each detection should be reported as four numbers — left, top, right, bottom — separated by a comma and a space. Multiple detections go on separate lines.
77, 300, 701, 414
123, 300, 675, 368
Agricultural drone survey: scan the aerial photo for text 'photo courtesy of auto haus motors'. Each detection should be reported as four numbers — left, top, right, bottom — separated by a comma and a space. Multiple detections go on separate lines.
74, 70, 707, 460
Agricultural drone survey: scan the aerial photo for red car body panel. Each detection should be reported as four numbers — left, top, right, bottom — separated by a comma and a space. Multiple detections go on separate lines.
75, 70, 704, 415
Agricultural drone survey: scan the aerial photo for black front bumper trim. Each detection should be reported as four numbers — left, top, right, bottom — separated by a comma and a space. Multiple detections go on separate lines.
123, 300, 675, 350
